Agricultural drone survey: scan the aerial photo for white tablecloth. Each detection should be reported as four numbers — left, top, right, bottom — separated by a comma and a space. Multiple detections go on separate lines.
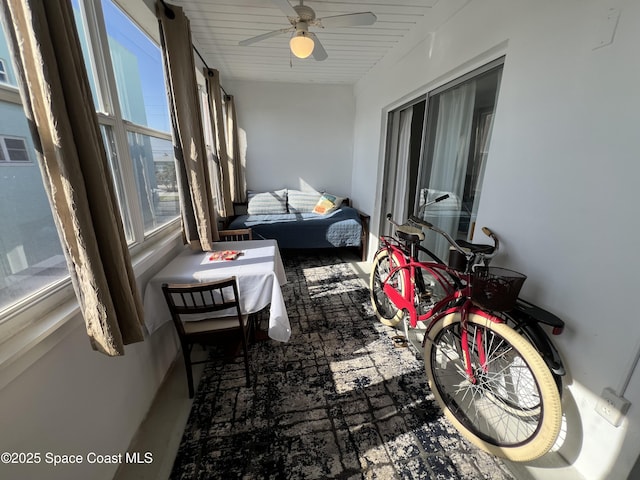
143, 240, 290, 342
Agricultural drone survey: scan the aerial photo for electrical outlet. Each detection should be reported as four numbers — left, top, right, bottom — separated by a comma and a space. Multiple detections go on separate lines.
596, 387, 631, 427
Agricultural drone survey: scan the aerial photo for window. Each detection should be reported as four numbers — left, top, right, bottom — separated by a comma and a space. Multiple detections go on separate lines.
0, 59, 7, 83
0, 136, 30, 163
0, 1, 179, 319
72, 0, 178, 240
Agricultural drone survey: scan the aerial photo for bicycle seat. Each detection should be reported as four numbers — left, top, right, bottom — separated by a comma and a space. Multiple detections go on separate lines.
456, 239, 495, 254
396, 224, 425, 243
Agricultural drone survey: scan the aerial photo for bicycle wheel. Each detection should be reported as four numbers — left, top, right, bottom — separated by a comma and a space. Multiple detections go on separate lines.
424, 312, 562, 462
501, 315, 564, 396
370, 249, 405, 326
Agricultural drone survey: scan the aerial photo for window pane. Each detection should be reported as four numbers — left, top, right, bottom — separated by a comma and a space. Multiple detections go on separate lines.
102, 0, 170, 132
71, 0, 101, 111
0, 102, 67, 313
127, 131, 179, 233
100, 125, 133, 241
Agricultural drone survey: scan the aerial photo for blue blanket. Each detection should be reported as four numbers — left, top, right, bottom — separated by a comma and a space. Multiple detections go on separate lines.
228, 206, 362, 249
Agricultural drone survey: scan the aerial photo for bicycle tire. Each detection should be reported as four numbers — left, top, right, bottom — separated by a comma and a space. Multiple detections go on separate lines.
370, 249, 405, 326
424, 312, 562, 462
502, 316, 564, 395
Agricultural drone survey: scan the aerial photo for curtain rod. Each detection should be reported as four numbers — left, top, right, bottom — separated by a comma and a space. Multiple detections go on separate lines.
193, 45, 229, 98
160, 0, 230, 98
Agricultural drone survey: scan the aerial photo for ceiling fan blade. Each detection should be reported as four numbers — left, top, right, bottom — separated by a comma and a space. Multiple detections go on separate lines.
319, 12, 377, 28
239, 27, 292, 46
309, 33, 328, 61
271, 0, 298, 19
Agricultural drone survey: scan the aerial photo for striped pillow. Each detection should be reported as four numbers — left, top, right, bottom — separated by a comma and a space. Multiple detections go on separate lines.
287, 190, 322, 213
247, 189, 288, 214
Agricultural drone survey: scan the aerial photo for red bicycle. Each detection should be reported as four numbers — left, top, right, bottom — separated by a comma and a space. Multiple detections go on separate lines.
370, 195, 566, 462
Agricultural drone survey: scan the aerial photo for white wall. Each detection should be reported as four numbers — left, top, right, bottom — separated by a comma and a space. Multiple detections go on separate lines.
351, 0, 640, 478
0, 236, 183, 480
230, 80, 355, 197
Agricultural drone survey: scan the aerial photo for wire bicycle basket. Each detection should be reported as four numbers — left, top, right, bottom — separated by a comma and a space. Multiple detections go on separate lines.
471, 267, 527, 311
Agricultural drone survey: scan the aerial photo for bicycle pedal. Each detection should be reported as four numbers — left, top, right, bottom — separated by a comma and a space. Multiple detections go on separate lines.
391, 335, 409, 348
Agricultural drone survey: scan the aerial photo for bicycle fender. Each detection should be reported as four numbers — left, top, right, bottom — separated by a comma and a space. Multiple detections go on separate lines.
508, 312, 566, 376
514, 298, 565, 331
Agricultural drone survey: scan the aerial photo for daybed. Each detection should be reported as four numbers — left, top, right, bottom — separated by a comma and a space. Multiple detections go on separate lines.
227, 189, 369, 260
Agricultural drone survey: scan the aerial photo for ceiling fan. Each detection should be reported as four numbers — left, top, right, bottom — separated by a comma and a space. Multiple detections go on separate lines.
238, 0, 377, 61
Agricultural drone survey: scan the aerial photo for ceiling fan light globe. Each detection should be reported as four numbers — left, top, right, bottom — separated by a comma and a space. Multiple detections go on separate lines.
290, 32, 314, 59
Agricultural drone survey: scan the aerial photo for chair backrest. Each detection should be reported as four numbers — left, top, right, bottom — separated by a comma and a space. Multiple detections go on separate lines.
161, 277, 243, 336
218, 228, 252, 241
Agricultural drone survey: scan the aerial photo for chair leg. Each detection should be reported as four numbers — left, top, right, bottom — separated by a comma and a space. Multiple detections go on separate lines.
248, 314, 260, 344
240, 331, 250, 387
182, 342, 195, 398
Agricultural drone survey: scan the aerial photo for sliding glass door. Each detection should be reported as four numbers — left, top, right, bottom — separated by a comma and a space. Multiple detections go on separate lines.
381, 58, 503, 260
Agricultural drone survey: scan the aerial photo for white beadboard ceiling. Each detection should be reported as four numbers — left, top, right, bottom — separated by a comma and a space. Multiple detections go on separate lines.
169, 0, 441, 84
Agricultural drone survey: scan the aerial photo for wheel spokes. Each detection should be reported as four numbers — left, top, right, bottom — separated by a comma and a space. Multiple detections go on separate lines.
431, 322, 543, 445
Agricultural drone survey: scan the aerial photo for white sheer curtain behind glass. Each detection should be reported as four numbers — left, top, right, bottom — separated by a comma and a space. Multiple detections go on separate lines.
391, 107, 413, 225
380, 104, 417, 237
420, 82, 476, 260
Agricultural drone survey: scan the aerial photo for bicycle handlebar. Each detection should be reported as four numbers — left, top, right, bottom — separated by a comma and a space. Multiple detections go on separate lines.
385, 191, 499, 259
407, 215, 470, 255
406, 214, 499, 259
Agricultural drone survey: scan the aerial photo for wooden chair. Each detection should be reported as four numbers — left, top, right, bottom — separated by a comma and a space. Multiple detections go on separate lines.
218, 228, 252, 241
161, 277, 251, 398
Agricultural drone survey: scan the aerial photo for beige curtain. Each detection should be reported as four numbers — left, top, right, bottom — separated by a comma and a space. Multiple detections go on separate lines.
157, 2, 218, 249
225, 95, 247, 203
0, 0, 144, 355
205, 68, 233, 217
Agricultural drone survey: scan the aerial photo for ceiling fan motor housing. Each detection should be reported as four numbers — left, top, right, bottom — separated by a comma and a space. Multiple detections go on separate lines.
293, 4, 316, 23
